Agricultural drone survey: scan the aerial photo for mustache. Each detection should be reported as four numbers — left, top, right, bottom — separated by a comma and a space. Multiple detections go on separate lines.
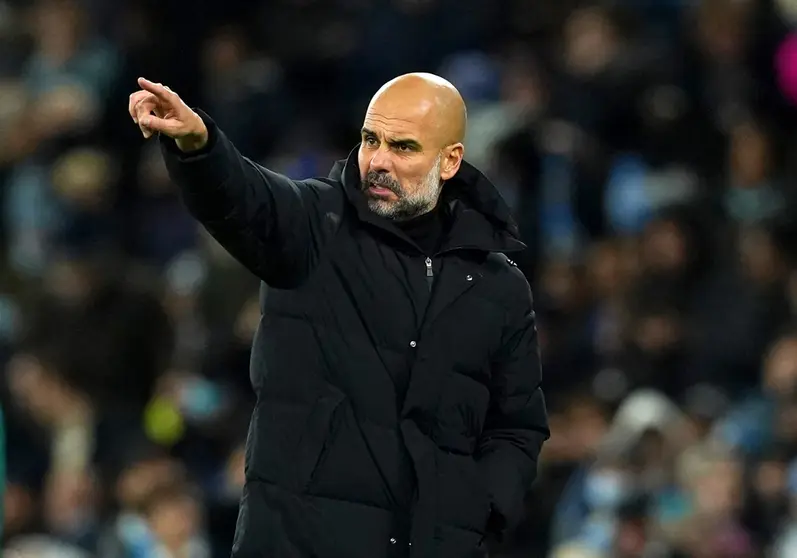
362, 171, 401, 195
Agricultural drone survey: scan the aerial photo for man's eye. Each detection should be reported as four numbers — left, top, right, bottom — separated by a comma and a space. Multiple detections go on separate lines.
364, 136, 378, 146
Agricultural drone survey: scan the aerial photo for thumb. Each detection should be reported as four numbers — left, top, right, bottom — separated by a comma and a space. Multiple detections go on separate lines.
140, 115, 182, 137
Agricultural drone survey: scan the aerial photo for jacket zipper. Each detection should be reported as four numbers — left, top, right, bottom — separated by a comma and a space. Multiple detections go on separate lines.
424, 257, 433, 291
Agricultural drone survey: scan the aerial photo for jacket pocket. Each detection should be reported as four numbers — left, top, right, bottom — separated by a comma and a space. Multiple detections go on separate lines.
294, 387, 346, 492
433, 370, 490, 455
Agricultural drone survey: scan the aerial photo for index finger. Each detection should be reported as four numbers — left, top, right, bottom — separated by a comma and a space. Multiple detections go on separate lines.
137, 77, 177, 103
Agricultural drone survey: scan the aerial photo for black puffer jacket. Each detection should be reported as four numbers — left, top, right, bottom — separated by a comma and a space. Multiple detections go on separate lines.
161, 112, 549, 558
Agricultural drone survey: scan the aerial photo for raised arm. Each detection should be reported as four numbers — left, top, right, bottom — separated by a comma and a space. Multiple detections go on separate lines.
129, 78, 344, 287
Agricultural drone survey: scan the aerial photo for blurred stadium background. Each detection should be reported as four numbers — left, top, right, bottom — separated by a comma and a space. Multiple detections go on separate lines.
4, 0, 797, 556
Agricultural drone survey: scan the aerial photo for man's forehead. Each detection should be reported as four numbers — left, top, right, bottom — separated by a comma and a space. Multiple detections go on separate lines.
364, 73, 467, 145
363, 102, 442, 142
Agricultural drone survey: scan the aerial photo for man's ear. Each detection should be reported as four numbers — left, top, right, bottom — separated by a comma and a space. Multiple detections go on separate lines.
440, 143, 464, 181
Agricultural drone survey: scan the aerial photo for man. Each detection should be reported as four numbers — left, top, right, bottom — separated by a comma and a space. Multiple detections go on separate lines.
129, 73, 549, 558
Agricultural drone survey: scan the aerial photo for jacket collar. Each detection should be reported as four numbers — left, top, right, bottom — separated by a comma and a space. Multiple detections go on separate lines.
328, 146, 526, 255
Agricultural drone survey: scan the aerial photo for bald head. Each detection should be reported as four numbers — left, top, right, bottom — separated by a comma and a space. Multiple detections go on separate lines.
357, 73, 467, 221
368, 72, 467, 146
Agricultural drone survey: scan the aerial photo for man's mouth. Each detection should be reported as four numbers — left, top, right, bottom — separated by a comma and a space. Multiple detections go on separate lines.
367, 183, 394, 197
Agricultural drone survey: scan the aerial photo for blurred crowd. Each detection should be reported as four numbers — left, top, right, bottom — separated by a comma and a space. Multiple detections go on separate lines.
3, 0, 797, 556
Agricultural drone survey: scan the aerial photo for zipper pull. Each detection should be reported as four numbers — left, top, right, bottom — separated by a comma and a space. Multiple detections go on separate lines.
425, 257, 433, 277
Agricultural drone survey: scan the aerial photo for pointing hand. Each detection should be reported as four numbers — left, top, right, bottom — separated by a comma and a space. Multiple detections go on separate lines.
128, 77, 209, 152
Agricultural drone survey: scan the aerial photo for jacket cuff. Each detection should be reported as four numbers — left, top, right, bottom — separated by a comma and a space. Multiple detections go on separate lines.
482, 446, 529, 539
485, 506, 507, 542
159, 109, 231, 189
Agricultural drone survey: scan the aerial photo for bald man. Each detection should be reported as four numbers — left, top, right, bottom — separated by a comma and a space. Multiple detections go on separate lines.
129, 73, 548, 558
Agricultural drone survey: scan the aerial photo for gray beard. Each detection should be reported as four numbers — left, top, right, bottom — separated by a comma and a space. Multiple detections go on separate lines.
362, 153, 443, 221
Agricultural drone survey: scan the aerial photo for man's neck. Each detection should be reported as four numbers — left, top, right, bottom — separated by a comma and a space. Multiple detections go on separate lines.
395, 204, 444, 256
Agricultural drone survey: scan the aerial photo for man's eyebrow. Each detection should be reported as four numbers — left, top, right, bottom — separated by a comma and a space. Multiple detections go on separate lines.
361, 128, 423, 150
388, 138, 422, 149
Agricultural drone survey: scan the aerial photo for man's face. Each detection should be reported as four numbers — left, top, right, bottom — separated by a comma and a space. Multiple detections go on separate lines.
357, 76, 466, 221
358, 122, 444, 221
357, 82, 467, 222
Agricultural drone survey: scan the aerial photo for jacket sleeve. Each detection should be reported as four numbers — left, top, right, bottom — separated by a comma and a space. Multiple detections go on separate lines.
478, 284, 549, 541
160, 110, 345, 288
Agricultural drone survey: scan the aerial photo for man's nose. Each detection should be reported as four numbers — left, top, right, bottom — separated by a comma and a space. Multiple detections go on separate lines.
369, 149, 392, 173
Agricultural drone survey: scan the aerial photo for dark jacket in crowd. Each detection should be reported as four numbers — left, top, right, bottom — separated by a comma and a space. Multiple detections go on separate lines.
160, 111, 549, 558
